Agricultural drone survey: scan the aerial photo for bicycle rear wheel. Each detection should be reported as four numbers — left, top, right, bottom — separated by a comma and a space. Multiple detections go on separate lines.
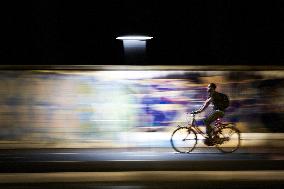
215, 126, 240, 153
171, 127, 197, 153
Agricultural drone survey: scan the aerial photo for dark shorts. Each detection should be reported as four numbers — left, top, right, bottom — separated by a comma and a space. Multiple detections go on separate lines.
204, 110, 225, 131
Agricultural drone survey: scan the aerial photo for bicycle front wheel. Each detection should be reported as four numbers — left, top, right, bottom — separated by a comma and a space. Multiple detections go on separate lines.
171, 127, 197, 153
215, 126, 240, 153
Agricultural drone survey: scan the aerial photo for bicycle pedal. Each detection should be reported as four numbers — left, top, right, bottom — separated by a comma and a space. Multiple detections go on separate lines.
204, 138, 214, 146
205, 142, 214, 146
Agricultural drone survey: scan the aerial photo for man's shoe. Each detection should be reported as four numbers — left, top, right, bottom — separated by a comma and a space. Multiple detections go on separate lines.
204, 138, 214, 146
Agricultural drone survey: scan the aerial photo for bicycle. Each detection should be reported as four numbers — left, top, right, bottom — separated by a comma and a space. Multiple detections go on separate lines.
170, 112, 241, 153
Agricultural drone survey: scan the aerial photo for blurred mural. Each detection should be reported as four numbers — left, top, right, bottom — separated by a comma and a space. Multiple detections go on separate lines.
0, 70, 283, 147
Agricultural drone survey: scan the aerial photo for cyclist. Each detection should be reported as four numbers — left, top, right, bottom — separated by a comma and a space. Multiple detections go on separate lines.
193, 83, 229, 145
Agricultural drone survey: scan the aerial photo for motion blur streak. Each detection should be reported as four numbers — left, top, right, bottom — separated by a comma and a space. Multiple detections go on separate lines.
0, 69, 283, 148
0, 171, 283, 183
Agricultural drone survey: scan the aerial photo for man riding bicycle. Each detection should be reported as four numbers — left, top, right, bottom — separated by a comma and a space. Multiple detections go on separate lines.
193, 83, 230, 145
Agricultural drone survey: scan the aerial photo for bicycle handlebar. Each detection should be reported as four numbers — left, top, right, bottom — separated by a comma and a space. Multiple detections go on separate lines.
186, 112, 197, 116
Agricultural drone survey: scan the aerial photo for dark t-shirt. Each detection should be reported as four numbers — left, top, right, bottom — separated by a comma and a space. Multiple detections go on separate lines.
209, 92, 226, 111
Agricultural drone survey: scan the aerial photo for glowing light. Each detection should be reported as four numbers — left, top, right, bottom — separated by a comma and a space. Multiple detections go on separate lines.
116, 36, 153, 41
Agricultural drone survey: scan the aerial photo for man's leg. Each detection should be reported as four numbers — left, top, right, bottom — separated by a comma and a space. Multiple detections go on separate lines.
204, 110, 225, 138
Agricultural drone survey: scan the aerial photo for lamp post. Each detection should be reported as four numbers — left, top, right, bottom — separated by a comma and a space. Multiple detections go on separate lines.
116, 35, 153, 64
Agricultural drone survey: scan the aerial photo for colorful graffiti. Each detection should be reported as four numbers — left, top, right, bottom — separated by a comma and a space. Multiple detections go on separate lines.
0, 70, 283, 146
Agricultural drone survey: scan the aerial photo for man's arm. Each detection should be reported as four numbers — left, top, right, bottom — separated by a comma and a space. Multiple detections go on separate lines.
195, 97, 212, 113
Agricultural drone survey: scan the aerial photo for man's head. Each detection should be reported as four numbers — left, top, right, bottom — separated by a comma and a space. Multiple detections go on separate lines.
207, 83, 216, 93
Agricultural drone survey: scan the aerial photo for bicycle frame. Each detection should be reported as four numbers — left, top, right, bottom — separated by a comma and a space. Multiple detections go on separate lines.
187, 113, 227, 138
187, 113, 207, 138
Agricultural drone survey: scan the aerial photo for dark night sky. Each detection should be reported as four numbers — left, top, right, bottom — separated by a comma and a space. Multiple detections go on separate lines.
0, 0, 283, 66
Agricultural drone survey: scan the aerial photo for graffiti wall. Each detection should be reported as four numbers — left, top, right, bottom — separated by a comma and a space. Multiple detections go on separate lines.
0, 70, 283, 147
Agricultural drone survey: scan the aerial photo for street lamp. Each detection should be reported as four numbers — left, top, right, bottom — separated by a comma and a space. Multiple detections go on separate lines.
116, 35, 153, 64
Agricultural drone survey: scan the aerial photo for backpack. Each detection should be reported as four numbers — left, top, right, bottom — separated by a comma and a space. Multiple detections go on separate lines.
219, 93, 230, 110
